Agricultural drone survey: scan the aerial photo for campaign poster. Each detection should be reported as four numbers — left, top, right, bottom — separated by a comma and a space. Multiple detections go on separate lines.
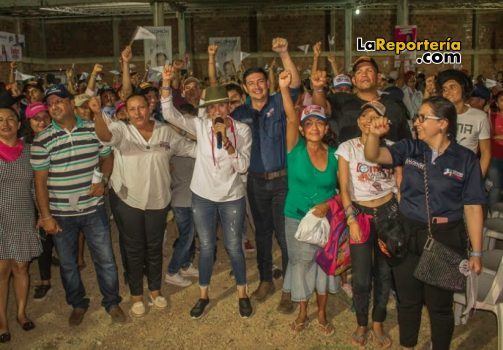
209, 37, 241, 80
394, 25, 417, 70
143, 26, 172, 71
0, 31, 25, 62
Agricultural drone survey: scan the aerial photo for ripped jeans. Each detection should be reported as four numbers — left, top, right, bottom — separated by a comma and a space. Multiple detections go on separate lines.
191, 193, 246, 287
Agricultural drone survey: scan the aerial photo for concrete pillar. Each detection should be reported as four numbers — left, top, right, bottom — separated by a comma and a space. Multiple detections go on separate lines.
344, 5, 353, 73
112, 17, 121, 71
15, 18, 23, 70
329, 9, 336, 51
40, 19, 48, 70
397, 0, 409, 26
152, 2, 164, 27
177, 11, 187, 58
472, 10, 479, 77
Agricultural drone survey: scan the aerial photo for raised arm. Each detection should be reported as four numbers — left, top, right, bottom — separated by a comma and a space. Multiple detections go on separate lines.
312, 41, 321, 78
160, 64, 197, 135
208, 44, 218, 87
311, 70, 329, 111
8, 61, 16, 84
87, 63, 103, 95
65, 67, 77, 95
279, 70, 299, 152
120, 46, 133, 99
171, 59, 185, 90
272, 37, 300, 88
364, 116, 393, 165
90, 96, 113, 142
327, 53, 339, 76
268, 58, 277, 95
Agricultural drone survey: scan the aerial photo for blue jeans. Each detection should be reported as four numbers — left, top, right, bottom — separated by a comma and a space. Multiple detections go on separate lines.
488, 158, 503, 207
167, 207, 195, 274
52, 205, 121, 311
247, 175, 288, 281
191, 193, 246, 287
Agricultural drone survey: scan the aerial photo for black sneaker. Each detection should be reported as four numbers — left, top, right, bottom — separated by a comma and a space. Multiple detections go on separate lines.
33, 285, 51, 301
190, 298, 209, 319
238, 297, 252, 318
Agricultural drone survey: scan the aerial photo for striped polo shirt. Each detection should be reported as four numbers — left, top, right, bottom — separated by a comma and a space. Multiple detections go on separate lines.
30, 116, 112, 217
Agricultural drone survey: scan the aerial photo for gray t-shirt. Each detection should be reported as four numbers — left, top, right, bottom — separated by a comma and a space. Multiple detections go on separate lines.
456, 106, 490, 154
170, 155, 195, 208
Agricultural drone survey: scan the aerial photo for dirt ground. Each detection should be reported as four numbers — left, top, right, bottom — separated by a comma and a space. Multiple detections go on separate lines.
3, 219, 499, 350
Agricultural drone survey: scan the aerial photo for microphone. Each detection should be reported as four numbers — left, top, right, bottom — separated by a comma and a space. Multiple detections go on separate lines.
214, 116, 224, 149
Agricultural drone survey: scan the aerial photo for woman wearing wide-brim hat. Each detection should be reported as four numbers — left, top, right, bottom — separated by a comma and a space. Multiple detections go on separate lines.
161, 65, 253, 320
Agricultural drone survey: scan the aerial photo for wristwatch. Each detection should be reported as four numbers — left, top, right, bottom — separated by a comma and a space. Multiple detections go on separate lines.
102, 175, 109, 186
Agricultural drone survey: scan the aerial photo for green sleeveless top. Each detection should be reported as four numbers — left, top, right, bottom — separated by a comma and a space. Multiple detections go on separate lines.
284, 138, 338, 220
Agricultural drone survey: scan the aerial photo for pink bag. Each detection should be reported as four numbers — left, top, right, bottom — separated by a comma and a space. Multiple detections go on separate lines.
315, 195, 373, 275
315, 196, 351, 276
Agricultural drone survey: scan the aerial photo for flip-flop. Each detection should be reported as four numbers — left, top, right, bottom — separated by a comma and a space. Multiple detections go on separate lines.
370, 329, 392, 349
290, 319, 308, 333
317, 321, 335, 336
351, 328, 369, 347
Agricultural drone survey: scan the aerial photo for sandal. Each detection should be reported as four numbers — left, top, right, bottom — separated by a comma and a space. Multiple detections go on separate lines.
370, 329, 392, 349
290, 319, 307, 333
317, 321, 335, 336
351, 327, 369, 347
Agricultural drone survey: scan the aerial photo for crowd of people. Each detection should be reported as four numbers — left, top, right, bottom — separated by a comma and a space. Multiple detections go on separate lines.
1, 35, 502, 349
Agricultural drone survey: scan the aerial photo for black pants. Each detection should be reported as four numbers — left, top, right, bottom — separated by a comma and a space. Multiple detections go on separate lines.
351, 198, 397, 326
393, 215, 467, 350
38, 228, 54, 281
247, 175, 288, 281
109, 190, 169, 296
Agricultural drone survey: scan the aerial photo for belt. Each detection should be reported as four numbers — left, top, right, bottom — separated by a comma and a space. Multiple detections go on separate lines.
250, 169, 287, 180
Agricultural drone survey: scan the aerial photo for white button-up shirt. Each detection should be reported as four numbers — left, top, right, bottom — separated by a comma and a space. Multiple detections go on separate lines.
103, 120, 196, 210
161, 96, 251, 202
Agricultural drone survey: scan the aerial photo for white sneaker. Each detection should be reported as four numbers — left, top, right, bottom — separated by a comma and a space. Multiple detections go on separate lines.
148, 295, 168, 309
180, 264, 199, 278
165, 272, 192, 287
129, 301, 146, 318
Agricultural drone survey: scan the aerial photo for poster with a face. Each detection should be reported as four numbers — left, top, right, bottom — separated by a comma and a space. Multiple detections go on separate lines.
209, 37, 241, 80
143, 26, 172, 71
0, 32, 25, 62
394, 25, 417, 70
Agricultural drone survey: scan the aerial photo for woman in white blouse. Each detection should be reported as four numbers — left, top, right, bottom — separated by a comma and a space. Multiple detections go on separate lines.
161, 65, 253, 319
94, 94, 196, 318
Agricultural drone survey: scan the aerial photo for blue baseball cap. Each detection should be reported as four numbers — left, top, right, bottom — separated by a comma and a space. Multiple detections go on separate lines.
44, 84, 72, 102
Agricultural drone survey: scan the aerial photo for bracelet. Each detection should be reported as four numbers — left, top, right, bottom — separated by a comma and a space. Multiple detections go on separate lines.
469, 251, 482, 257
347, 216, 356, 225
160, 86, 171, 91
39, 216, 53, 222
313, 89, 325, 93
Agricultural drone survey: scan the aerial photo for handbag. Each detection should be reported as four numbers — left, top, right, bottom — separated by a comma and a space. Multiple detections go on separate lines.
316, 221, 351, 276
294, 209, 330, 247
315, 195, 351, 276
412, 154, 470, 292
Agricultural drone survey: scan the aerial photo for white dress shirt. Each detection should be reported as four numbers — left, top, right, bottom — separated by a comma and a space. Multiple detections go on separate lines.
161, 96, 252, 202
103, 120, 196, 210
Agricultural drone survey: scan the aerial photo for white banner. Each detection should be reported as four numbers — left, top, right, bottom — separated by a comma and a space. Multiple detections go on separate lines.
0, 31, 25, 62
209, 37, 241, 79
143, 26, 172, 72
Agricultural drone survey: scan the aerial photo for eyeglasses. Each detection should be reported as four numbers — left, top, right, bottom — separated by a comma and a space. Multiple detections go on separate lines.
412, 114, 443, 123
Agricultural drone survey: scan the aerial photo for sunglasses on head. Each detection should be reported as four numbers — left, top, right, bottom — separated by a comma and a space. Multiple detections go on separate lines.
412, 114, 443, 123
